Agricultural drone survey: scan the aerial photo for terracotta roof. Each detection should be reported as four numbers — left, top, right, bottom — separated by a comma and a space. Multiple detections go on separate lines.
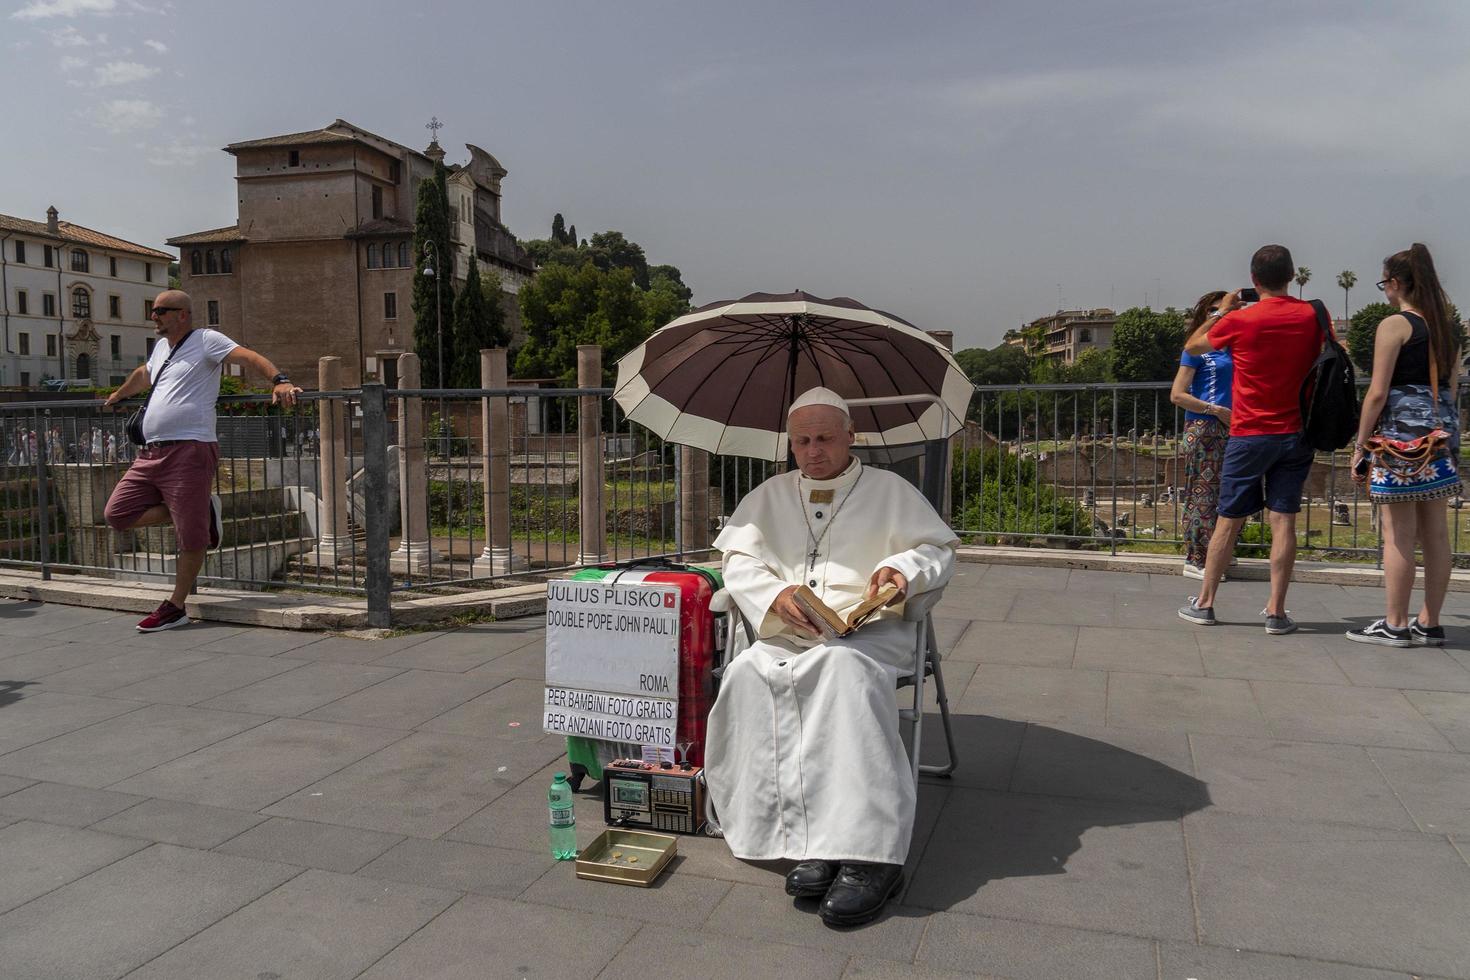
226, 127, 358, 152
167, 224, 245, 246
0, 213, 173, 260
345, 217, 414, 238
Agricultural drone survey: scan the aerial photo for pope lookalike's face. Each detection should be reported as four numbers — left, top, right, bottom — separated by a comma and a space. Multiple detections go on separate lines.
789, 405, 855, 480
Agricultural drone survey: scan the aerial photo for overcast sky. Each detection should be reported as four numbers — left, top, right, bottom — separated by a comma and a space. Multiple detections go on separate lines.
4, 0, 1468, 349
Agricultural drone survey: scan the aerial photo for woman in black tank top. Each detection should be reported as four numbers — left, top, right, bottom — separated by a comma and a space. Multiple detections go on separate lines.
1347, 244, 1461, 648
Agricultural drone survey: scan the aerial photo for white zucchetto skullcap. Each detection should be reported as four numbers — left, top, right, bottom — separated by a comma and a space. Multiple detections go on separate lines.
787, 386, 850, 418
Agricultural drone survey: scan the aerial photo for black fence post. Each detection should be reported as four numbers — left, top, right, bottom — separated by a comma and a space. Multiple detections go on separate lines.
362, 384, 391, 628
35, 409, 51, 581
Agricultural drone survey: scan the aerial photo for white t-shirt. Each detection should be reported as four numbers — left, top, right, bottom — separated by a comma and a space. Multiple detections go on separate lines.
141, 328, 239, 443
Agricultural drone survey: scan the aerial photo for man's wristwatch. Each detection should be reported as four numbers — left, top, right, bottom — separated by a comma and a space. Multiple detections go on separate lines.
271, 373, 291, 386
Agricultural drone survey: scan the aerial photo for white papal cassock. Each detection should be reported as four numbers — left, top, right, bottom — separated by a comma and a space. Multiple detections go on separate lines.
706, 458, 958, 865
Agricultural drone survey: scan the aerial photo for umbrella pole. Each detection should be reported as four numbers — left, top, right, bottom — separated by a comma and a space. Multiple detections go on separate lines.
784, 324, 801, 471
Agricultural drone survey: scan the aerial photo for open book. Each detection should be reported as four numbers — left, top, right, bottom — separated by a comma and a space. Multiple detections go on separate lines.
792, 584, 901, 640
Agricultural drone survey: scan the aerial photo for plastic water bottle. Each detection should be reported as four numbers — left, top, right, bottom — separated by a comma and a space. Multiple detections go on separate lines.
548, 772, 577, 860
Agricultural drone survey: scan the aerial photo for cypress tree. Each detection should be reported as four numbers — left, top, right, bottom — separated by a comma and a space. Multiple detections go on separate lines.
551, 213, 568, 245
411, 160, 456, 387
449, 256, 509, 387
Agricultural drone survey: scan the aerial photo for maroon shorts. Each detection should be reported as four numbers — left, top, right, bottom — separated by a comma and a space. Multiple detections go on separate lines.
104, 441, 219, 551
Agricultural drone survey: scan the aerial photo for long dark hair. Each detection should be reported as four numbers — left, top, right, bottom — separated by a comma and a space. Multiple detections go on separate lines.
1383, 243, 1457, 378
1186, 290, 1227, 343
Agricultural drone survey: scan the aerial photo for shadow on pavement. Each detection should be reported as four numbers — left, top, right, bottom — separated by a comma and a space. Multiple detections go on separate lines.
0, 679, 36, 709
0, 601, 39, 620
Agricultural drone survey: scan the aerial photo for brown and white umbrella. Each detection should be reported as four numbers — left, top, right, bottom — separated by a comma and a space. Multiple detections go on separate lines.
613, 290, 972, 460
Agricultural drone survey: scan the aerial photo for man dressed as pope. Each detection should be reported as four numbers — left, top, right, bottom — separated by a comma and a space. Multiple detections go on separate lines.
706, 386, 958, 927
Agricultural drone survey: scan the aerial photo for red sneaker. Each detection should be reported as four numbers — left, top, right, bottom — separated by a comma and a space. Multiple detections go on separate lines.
136, 600, 189, 633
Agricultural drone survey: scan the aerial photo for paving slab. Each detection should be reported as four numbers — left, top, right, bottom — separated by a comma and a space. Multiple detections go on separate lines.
947, 621, 1077, 667
1157, 942, 1410, 980
1106, 673, 1269, 736
445, 760, 609, 855
1190, 734, 1416, 829
843, 958, 1001, 980
107, 652, 309, 705
1368, 747, 1470, 835
356, 836, 555, 898
0, 843, 300, 980
264, 730, 564, 836
1185, 809, 1470, 976
0, 689, 144, 755
195, 626, 331, 657
369, 626, 542, 672
933, 587, 1017, 622
0, 772, 34, 796
195, 660, 404, 717
1195, 633, 1352, 685
701, 881, 925, 963
417, 677, 556, 738
916, 712, 1026, 791
124, 868, 459, 980
959, 663, 1107, 726
90, 798, 266, 848
917, 911, 1159, 979
1331, 646, 1470, 692
0, 780, 146, 826
907, 788, 1197, 941
285, 631, 444, 664
519, 852, 733, 925
607, 924, 850, 980
111, 717, 407, 810
302, 668, 503, 729
0, 640, 135, 679
0, 703, 266, 787
1073, 625, 1204, 675
1251, 680, 1456, 750
981, 565, 1071, 590
0, 820, 149, 914
32, 647, 216, 696
1403, 689, 1470, 751
354, 893, 626, 980
1009, 590, 1119, 627
213, 816, 403, 873
1008, 722, 1204, 808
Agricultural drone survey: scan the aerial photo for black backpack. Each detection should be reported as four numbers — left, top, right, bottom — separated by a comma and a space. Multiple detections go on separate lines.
1299, 299, 1359, 452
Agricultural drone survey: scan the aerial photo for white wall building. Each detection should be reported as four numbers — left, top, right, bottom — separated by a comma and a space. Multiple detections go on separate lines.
0, 206, 174, 389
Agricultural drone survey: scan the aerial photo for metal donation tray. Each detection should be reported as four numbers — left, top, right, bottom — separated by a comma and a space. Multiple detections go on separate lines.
574, 828, 677, 887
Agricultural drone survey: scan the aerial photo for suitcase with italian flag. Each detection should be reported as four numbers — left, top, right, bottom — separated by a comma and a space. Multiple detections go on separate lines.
560, 560, 723, 791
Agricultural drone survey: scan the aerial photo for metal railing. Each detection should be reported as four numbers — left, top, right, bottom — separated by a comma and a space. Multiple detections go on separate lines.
953, 381, 1470, 562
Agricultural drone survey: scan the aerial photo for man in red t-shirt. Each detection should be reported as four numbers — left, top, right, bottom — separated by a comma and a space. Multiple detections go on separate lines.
1179, 244, 1322, 634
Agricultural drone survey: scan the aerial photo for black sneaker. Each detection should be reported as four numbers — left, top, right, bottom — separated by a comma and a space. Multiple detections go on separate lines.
1178, 597, 1216, 626
1409, 617, 1446, 647
1346, 619, 1410, 648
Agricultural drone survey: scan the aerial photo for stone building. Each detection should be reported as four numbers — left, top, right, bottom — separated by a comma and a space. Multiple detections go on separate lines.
169, 119, 534, 387
1004, 308, 1117, 365
0, 207, 172, 388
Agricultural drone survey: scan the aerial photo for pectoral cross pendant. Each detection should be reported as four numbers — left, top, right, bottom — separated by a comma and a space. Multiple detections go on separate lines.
808, 547, 819, 571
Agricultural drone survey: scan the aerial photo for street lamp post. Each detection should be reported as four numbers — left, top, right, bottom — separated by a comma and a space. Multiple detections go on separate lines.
422, 240, 443, 389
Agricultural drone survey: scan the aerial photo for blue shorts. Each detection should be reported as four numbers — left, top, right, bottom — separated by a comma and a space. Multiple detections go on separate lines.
1217, 433, 1315, 518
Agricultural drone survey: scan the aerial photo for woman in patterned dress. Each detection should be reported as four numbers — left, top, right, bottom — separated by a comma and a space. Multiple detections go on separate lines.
1171, 292, 1235, 578
1348, 244, 1461, 647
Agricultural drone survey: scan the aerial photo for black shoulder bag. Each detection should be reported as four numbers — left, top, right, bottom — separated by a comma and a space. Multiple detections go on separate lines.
126, 330, 195, 446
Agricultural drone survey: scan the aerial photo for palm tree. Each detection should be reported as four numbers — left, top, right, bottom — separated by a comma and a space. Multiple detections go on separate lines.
1337, 270, 1358, 319
1294, 266, 1312, 298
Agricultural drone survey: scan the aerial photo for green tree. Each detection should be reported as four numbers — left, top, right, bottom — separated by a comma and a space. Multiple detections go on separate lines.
586, 231, 650, 289
1109, 306, 1185, 382
955, 344, 1030, 386
412, 159, 456, 387
1294, 266, 1312, 298
649, 263, 693, 305
551, 212, 569, 246
1349, 301, 1465, 375
1337, 270, 1358, 320
448, 257, 509, 387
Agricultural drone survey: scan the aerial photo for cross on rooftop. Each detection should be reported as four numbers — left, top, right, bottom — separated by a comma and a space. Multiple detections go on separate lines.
426, 116, 443, 140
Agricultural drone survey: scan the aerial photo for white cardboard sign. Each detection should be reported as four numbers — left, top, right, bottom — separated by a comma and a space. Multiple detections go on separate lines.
542, 579, 680, 748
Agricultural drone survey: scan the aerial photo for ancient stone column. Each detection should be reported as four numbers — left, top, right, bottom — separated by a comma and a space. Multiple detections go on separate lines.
678, 446, 712, 556
311, 356, 354, 566
479, 348, 518, 574
577, 345, 607, 565
392, 352, 439, 571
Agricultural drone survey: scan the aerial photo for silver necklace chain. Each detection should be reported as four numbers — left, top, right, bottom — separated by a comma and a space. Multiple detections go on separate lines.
798, 466, 865, 572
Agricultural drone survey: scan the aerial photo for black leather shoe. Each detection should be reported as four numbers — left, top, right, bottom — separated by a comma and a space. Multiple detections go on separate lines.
819, 862, 903, 927
784, 860, 840, 898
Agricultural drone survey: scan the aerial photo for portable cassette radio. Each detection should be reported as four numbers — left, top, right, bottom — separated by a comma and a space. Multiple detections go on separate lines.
602, 758, 707, 835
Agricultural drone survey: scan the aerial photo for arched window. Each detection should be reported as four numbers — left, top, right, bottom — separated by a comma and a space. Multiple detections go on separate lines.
76, 353, 90, 381
205, 250, 218, 275
220, 248, 232, 273
398, 242, 409, 268
190, 250, 202, 276
71, 249, 89, 272
71, 286, 91, 318
367, 244, 379, 269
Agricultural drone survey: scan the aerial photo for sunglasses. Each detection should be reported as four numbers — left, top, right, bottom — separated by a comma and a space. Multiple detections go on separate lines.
149, 307, 184, 318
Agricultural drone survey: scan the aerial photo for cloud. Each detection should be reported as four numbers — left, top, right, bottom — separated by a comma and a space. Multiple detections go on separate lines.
11, 0, 116, 20
142, 37, 164, 53
58, 53, 87, 70
93, 59, 157, 85
146, 138, 212, 167
85, 97, 162, 133
45, 24, 103, 45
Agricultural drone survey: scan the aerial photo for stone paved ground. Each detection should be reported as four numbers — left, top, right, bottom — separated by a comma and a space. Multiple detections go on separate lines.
1, 565, 1469, 979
